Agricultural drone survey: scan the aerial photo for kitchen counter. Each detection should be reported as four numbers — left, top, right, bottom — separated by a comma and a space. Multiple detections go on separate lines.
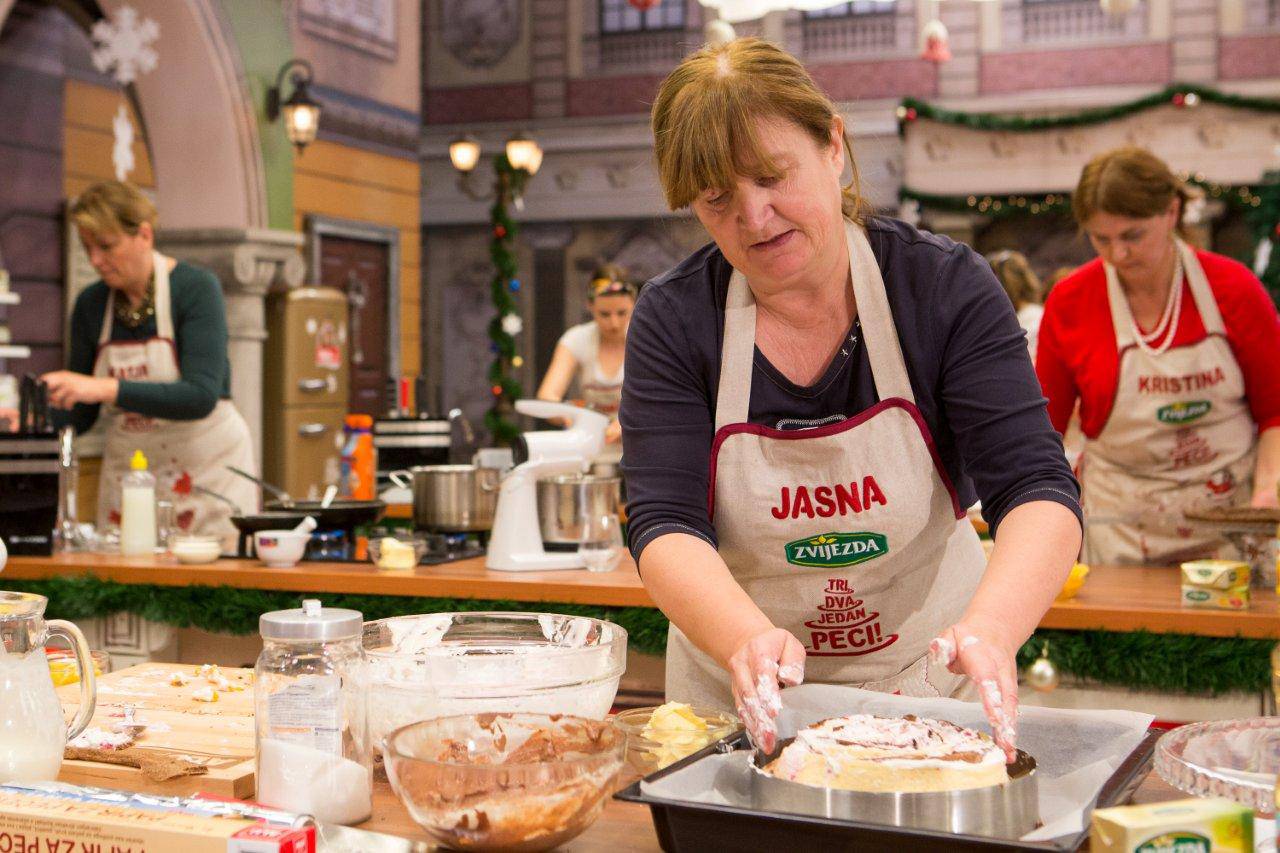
6, 554, 1280, 638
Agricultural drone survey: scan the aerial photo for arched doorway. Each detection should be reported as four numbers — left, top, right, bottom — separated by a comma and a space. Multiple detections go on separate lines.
0, 0, 304, 465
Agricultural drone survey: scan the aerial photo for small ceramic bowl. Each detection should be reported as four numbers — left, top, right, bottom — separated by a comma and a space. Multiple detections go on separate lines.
254, 530, 310, 568
172, 535, 222, 564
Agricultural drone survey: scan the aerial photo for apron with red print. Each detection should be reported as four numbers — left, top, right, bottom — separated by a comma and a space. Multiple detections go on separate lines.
1081, 239, 1256, 566
663, 220, 989, 711
93, 252, 258, 547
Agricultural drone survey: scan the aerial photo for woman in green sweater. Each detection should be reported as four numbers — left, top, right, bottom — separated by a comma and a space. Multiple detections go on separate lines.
43, 181, 257, 544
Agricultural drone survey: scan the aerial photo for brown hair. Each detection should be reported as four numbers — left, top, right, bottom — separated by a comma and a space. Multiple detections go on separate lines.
1072, 147, 1194, 239
650, 38, 869, 222
588, 263, 637, 300
986, 250, 1042, 308
70, 181, 157, 238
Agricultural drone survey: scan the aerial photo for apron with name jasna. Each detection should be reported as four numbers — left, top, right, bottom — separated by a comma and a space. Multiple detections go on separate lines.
1081, 239, 1256, 566
94, 252, 258, 547
664, 221, 989, 710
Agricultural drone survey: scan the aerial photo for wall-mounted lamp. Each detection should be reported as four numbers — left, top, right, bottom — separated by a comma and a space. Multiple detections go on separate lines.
266, 59, 322, 154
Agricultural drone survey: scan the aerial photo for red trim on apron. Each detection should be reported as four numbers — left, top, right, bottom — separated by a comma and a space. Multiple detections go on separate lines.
707, 397, 964, 521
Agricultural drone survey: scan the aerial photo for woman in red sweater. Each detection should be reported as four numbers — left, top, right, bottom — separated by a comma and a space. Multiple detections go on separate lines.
1038, 147, 1280, 565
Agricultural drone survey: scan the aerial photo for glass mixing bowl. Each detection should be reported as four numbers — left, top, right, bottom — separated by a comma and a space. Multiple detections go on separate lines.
363, 613, 627, 752
613, 705, 740, 776
383, 712, 624, 851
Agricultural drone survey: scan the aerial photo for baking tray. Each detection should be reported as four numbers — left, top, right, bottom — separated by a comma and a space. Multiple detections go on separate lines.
615, 728, 1161, 852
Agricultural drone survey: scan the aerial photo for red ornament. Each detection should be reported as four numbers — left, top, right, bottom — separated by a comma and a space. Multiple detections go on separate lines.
492, 385, 503, 396
1273, 223, 1280, 237
628, 0, 660, 9
1172, 93, 1186, 107
494, 225, 507, 238
905, 108, 918, 122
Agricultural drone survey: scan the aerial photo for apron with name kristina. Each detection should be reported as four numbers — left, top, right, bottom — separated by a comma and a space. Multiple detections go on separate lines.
94, 252, 258, 546
1081, 239, 1256, 566
664, 221, 988, 711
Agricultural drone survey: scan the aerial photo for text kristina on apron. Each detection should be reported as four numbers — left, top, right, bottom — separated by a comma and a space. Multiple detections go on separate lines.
664, 221, 989, 710
1081, 239, 1256, 566
94, 252, 258, 546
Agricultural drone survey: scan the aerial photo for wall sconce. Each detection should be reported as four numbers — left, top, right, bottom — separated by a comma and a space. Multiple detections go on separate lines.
266, 59, 322, 154
449, 132, 544, 206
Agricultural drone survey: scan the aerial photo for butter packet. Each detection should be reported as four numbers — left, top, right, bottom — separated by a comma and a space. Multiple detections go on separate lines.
1181, 559, 1250, 590
1181, 583, 1250, 610
1090, 797, 1252, 852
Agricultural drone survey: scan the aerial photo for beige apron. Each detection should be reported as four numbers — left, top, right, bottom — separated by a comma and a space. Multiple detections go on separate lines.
94, 252, 257, 548
664, 221, 988, 711
1081, 239, 1256, 565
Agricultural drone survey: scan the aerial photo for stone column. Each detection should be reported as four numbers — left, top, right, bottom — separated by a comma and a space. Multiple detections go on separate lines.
156, 228, 306, 469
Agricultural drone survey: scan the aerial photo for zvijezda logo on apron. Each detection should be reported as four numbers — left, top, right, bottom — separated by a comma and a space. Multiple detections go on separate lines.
1156, 401, 1211, 425
785, 532, 888, 568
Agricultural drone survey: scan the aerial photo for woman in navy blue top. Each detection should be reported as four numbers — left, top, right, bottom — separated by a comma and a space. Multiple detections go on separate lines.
623, 38, 1082, 759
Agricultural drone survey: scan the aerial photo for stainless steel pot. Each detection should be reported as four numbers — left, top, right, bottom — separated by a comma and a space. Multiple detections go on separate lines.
536, 474, 622, 546
390, 465, 499, 532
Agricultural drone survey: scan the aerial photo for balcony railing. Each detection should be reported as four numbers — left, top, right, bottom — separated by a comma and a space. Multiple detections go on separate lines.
597, 29, 689, 69
1019, 0, 1144, 44
802, 11, 899, 57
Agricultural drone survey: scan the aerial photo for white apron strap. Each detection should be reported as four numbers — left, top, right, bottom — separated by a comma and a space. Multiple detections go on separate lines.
713, 273, 756, 431
98, 289, 115, 348
713, 220, 915, 432
844, 220, 915, 404
152, 252, 174, 340
1177, 239, 1225, 336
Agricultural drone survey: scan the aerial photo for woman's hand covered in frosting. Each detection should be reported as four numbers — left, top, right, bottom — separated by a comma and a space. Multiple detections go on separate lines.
929, 617, 1019, 763
728, 627, 806, 753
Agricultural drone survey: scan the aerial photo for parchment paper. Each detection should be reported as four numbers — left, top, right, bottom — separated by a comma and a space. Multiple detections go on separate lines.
640, 684, 1153, 845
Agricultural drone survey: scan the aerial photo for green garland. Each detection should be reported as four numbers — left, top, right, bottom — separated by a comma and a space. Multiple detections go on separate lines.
8, 575, 1273, 695
484, 154, 532, 446
899, 177, 1280, 302
898, 83, 1280, 135
5, 575, 670, 656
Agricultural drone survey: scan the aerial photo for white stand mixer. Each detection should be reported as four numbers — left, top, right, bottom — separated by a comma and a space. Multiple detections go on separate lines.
486, 399, 609, 572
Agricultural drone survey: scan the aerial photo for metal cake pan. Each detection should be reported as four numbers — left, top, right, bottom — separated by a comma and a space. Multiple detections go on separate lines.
749, 738, 1040, 839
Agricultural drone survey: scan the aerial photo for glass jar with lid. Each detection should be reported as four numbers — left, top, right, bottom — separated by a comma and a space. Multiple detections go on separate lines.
254, 599, 370, 825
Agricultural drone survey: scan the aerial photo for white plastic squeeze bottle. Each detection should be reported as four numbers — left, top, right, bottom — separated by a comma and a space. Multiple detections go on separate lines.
119, 449, 157, 556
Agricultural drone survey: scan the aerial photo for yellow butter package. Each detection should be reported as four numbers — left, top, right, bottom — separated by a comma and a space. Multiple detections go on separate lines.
1090, 797, 1252, 852
1180, 560, 1250, 590
1181, 583, 1250, 610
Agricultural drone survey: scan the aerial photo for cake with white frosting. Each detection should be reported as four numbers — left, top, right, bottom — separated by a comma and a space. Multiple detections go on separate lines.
762, 714, 1007, 792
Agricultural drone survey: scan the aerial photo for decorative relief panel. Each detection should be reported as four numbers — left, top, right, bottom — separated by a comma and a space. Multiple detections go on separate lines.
300, 0, 398, 60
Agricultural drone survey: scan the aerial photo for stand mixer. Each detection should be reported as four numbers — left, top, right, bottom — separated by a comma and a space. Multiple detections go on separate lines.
486, 399, 609, 572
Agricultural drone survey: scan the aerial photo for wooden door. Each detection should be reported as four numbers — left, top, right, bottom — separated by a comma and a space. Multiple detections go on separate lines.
318, 236, 390, 415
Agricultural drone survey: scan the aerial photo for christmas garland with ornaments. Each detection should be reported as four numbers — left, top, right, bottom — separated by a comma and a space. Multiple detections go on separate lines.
6, 575, 1272, 696
486, 154, 531, 445
895, 83, 1280, 303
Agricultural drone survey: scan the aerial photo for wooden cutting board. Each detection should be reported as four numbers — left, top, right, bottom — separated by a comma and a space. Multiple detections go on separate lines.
56, 662, 256, 797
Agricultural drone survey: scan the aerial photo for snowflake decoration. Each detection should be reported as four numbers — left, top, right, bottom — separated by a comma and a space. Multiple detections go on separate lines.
501, 313, 523, 336
91, 6, 159, 86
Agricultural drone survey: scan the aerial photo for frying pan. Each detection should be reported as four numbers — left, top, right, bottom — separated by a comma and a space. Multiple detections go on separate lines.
263, 498, 385, 530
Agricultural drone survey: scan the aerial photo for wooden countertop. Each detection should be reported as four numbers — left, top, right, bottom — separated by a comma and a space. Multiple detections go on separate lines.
7, 554, 1280, 638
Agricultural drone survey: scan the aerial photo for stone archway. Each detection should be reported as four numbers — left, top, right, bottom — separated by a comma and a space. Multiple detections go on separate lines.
0, 0, 305, 465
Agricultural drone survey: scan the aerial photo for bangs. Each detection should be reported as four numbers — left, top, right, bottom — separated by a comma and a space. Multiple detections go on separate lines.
656, 80, 786, 210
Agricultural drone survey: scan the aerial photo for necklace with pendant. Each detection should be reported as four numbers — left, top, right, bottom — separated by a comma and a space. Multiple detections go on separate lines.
114, 274, 156, 329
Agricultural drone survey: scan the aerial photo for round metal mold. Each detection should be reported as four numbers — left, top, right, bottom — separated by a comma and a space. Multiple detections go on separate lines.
749, 739, 1040, 839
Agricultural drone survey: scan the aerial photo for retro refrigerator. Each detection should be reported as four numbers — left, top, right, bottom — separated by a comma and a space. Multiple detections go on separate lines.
263, 287, 350, 501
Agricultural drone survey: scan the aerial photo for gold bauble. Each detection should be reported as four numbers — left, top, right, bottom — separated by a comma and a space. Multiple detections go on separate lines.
1026, 655, 1060, 693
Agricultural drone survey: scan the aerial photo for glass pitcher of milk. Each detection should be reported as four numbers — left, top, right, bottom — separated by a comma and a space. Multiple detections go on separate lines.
0, 591, 97, 782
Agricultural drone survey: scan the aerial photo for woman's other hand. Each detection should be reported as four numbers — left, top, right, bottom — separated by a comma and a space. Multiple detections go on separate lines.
604, 417, 622, 444
929, 617, 1019, 763
41, 371, 117, 409
728, 627, 806, 753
